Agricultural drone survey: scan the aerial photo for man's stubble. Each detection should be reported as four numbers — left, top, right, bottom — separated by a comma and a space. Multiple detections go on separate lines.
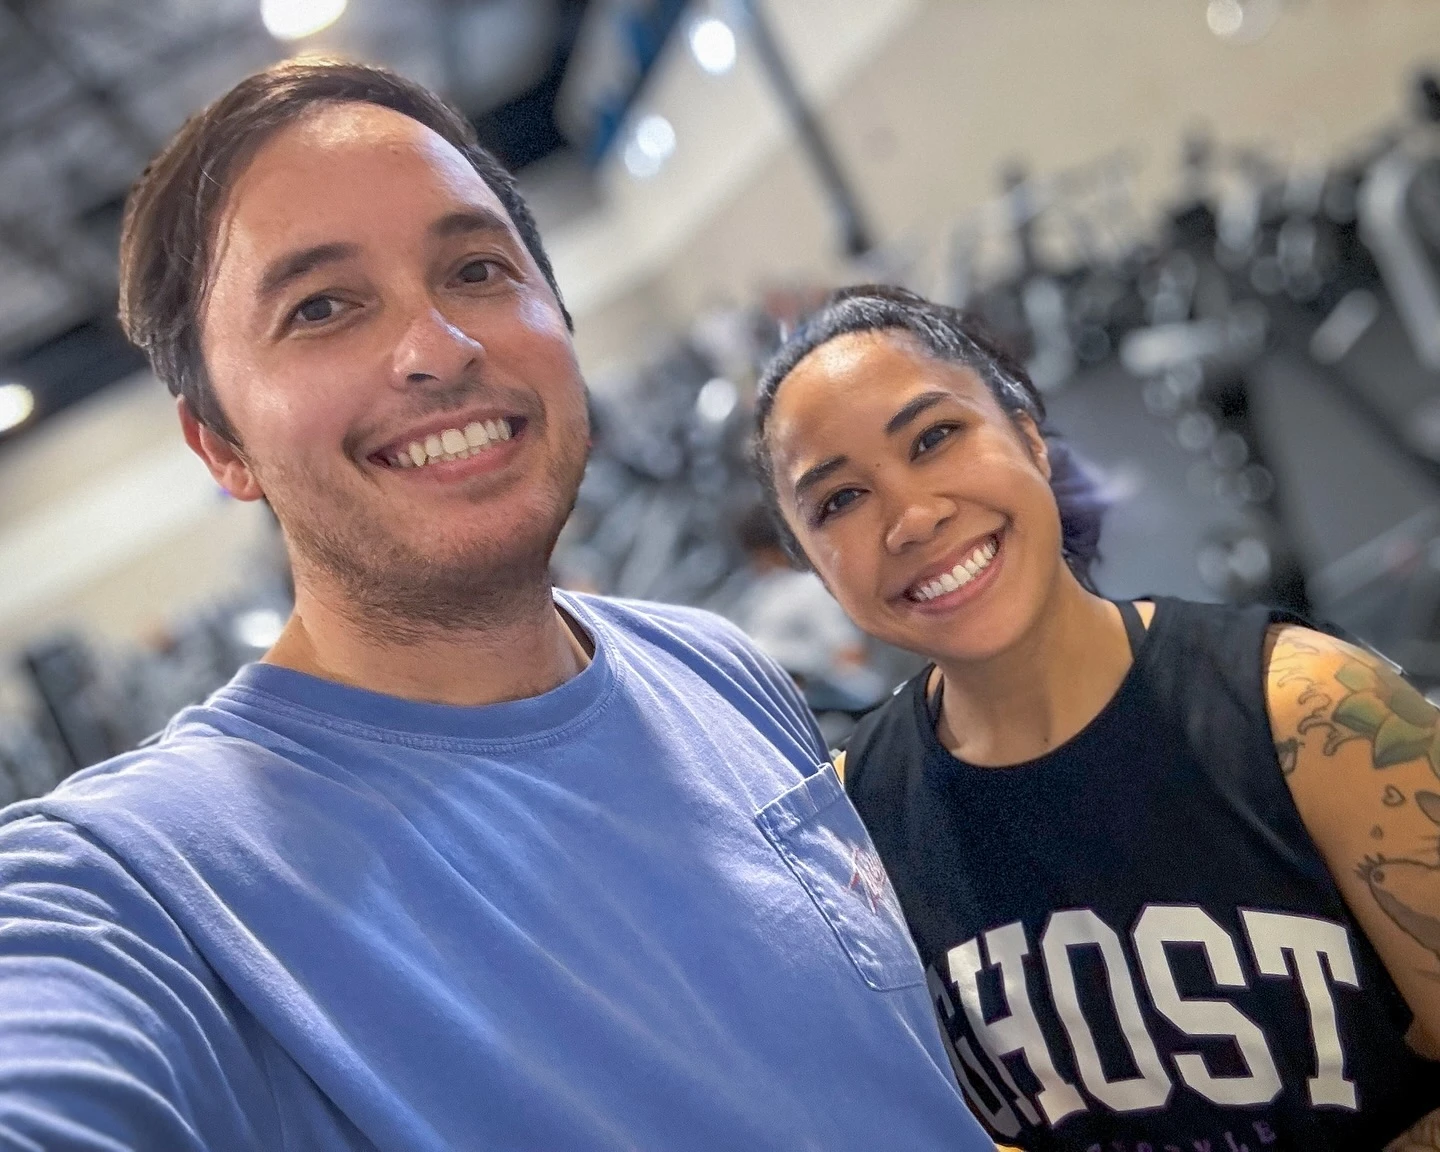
262, 399, 591, 647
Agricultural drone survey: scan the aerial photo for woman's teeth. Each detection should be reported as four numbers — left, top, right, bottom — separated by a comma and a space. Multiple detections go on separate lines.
387, 418, 512, 468
910, 536, 999, 602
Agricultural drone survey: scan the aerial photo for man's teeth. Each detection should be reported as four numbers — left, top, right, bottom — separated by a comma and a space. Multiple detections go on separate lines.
389, 418, 513, 468
910, 537, 999, 602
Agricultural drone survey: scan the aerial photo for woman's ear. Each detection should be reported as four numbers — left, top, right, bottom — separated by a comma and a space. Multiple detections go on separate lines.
1015, 413, 1051, 481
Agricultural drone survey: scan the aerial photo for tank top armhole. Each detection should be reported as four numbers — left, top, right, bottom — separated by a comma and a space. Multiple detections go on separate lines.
841, 670, 932, 802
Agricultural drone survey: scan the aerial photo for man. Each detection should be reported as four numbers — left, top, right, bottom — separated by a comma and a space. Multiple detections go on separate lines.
0, 60, 992, 1151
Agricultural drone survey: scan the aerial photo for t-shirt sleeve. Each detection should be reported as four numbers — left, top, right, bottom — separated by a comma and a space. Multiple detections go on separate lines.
0, 814, 276, 1151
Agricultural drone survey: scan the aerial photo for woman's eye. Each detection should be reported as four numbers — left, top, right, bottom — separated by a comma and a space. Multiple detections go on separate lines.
914, 423, 957, 456
293, 295, 341, 325
817, 488, 861, 522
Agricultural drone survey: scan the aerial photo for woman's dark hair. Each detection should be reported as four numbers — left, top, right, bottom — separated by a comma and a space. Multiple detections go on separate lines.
118, 57, 571, 446
751, 284, 1108, 591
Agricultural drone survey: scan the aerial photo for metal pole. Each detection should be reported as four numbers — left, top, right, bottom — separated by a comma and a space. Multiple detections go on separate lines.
735, 0, 874, 258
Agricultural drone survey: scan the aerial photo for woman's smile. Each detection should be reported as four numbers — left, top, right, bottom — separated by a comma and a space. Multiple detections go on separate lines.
898, 529, 1005, 609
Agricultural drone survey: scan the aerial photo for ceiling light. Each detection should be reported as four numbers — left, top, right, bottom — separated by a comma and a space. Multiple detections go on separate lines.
689, 17, 737, 75
261, 0, 347, 42
0, 383, 35, 435
1206, 0, 1245, 37
1206, 0, 1281, 41
634, 114, 676, 160
622, 113, 676, 180
232, 607, 286, 650
696, 378, 738, 424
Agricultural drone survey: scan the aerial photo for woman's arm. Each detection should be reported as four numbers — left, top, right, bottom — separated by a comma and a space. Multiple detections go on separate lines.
1389, 1110, 1440, 1151
1265, 625, 1440, 1146
1266, 624, 1440, 1051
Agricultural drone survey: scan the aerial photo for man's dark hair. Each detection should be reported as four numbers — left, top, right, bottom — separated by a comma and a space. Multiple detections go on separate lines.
118, 57, 571, 445
751, 284, 1107, 591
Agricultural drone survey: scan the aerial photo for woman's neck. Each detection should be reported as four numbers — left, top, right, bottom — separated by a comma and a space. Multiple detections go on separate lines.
932, 578, 1140, 767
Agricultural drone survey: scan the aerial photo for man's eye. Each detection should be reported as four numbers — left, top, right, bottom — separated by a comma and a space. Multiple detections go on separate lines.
818, 488, 861, 522
457, 259, 499, 284
293, 296, 341, 325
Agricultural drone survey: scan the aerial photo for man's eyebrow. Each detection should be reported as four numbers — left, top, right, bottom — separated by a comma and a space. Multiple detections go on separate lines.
793, 455, 847, 500
885, 390, 951, 436
257, 242, 359, 302
252, 208, 512, 304
428, 208, 513, 241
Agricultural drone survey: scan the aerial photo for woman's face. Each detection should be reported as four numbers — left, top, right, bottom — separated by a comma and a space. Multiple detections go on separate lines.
766, 330, 1066, 663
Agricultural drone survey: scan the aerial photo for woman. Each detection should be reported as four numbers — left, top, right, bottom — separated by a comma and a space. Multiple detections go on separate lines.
752, 285, 1440, 1151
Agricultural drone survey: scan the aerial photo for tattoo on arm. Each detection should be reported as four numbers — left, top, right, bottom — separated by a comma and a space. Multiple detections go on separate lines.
1275, 635, 1440, 980
1330, 658, 1440, 770
1336, 663, 1440, 968
1269, 639, 1347, 748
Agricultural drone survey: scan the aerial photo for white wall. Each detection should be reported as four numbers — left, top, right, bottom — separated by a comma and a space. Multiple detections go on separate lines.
0, 373, 273, 653
572, 0, 1440, 360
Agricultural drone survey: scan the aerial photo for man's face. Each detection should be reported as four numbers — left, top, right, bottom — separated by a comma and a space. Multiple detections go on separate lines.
194, 102, 588, 631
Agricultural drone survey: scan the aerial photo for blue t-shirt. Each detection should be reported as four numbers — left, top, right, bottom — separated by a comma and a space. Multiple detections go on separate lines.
0, 594, 987, 1151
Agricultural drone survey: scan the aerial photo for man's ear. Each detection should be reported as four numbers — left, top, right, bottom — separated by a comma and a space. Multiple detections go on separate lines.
1015, 412, 1051, 482
177, 397, 264, 501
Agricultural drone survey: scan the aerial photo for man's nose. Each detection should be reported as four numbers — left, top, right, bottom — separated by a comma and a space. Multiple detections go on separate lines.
884, 494, 956, 555
391, 304, 484, 389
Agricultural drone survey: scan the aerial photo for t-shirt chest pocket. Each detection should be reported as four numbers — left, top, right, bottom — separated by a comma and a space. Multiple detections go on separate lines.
755, 764, 925, 992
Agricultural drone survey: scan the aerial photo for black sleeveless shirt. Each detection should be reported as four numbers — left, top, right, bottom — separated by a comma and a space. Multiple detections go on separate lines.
844, 597, 1438, 1151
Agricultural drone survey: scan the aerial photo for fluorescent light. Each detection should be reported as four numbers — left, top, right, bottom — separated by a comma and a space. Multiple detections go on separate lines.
261, 0, 347, 42
689, 17, 737, 75
0, 383, 35, 434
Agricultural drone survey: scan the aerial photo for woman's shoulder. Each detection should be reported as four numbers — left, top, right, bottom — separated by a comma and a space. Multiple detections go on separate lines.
838, 668, 934, 791
1141, 595, 1303, 672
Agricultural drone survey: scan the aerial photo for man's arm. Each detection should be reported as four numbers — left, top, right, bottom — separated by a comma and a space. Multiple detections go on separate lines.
0, 813, 275, 1150
1265, 626, 1440, 1149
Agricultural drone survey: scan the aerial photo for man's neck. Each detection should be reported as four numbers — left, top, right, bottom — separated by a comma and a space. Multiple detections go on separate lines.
263, 577, 590, 708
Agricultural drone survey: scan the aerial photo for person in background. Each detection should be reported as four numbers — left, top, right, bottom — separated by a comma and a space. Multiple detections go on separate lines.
730, 502, 887, 724
0, 68, 995, 1151
752, 284, 1440, 1151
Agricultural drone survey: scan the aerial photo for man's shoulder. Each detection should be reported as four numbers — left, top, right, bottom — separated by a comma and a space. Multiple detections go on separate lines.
4, 719, 285, 842
564, 592, 762, 663
564, 592, 818, 738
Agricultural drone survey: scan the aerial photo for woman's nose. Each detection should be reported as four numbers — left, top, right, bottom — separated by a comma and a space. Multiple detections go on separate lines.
884, 495, 955, 554
391, 304, 485, 389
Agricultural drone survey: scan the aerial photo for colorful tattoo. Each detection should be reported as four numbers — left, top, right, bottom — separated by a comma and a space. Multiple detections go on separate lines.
1339, 670, 1440, 964
1275, 635, 1440, 981
1330, 659, 1440, 773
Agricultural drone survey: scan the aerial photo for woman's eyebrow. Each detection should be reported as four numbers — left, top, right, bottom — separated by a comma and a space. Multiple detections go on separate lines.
885, 390, 950, 436
793, 456, 847, 500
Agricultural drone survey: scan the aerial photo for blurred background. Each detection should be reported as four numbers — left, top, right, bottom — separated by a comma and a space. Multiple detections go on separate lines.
1, 0, 1438, 784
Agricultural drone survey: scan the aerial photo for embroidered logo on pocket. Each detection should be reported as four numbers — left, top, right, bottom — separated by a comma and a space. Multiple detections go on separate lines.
756, 764, 924, 992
